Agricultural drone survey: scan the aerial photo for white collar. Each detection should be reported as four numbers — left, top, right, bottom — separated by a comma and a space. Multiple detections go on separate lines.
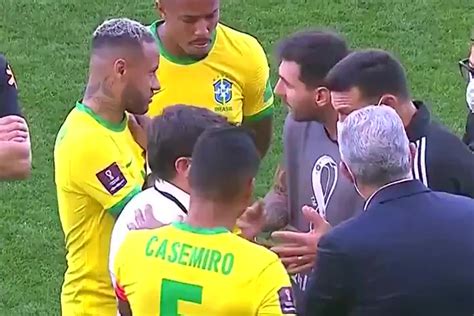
154, 179, 190, 210
363, 178, 413, 211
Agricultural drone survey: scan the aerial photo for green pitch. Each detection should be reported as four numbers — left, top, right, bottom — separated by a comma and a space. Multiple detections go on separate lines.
0, 0, 472, 314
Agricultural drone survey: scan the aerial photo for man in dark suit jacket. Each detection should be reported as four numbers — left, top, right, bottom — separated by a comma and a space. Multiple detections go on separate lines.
304, 105, 474, 316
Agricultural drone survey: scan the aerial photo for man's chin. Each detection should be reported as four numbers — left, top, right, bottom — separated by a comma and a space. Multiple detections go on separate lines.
185, 48, 210, 60
127, 106, 149, 116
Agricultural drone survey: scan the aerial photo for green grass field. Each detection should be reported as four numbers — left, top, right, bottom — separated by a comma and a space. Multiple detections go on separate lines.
0, 0, 473, 314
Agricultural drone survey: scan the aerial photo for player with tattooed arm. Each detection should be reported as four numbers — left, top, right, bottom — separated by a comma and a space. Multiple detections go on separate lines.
54, 18, 160, 316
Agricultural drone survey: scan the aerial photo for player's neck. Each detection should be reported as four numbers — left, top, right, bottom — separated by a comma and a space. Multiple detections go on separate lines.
398, 101, 418, 128
83, 79, 124, 124
186, 196, 240, 231
168, 176, 190, 194
158, 22, 189, 58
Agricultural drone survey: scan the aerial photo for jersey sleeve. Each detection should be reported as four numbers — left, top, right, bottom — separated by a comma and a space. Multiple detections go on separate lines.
70, 133, 142, 217
0, 54, 22, 117
242, 39, 274, 122
256, 259, 297, 315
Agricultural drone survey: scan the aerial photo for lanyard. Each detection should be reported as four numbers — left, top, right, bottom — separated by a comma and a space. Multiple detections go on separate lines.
153, 184, 188, 215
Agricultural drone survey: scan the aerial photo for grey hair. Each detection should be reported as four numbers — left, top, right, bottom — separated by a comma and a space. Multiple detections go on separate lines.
92, 18, 154, 50
338, 105, 412, 187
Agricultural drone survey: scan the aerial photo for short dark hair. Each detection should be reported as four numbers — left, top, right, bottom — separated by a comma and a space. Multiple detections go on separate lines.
147, 105, 229, 181
276, 30, 349, 88
190, 126, 260, 203
326, 49, 410, 101
91, 18, 155, 52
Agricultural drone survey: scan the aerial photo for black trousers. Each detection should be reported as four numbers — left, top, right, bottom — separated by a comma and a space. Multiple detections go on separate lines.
462, 112, 474, 151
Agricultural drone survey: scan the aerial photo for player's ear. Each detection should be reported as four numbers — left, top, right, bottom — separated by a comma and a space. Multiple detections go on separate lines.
315, 87, 331, 107
113, 59, 127, 78
378, 94, 398, 108
175, 157, 192, 177
155, 0, 165, 19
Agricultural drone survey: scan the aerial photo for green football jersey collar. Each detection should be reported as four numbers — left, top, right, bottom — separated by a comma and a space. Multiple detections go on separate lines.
75, 101, 126, 132
148, 20, 217, 65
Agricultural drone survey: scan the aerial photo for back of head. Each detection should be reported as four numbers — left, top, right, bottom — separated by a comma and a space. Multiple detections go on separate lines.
276, 30, 349, 87
147, 105, 229, 181
91, 18, 155, 55
326, 49, 410, 102
190, 126, 260, 203
338, 105, 411, 187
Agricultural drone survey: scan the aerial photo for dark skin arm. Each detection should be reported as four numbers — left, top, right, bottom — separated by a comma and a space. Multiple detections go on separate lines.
242, 115, 273, 158
118, 299, 132, 316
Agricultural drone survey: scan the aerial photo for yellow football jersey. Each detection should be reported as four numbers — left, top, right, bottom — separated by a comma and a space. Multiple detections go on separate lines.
114, 222, 297, 316
54, 101, 146, 316
147, 21, 274, 124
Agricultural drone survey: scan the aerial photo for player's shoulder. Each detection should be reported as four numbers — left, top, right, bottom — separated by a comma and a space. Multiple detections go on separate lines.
218, 23, 262, 45
229, 234, 280, 264
56, 105, 114, 147
125, 226, 175, 245
216, 23, 267, 57
123, 186, 157, 208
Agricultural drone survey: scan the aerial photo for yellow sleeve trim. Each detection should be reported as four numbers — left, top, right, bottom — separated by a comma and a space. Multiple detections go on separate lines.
107, 186, 141, 217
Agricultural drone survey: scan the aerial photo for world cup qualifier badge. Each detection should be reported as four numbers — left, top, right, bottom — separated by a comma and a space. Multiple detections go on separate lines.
278, 287, 297, 314
96, 162, 128, 195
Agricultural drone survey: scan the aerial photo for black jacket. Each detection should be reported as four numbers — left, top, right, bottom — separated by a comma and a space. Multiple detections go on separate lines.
407, 101, 474, 198
0, 54, 22, 118
304, 180, 474, 316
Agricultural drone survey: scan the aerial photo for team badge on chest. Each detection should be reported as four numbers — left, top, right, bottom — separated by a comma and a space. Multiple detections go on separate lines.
213, 78, 233, 105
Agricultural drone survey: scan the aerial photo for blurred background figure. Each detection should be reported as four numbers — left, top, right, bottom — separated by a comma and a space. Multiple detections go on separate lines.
0, 53, 31, 180
459, 28, 474, 150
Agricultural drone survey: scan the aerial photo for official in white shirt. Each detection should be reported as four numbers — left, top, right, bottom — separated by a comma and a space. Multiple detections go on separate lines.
109, 104, 229, 285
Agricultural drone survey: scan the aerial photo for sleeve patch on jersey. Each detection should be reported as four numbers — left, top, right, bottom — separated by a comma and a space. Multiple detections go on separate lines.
96, 162, 128, 195
278, 286, 297, 314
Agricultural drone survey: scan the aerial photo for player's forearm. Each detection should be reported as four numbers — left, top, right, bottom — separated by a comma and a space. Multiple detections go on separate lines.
0, 140, 31, 179
262, 162, 288, 232
263, 189, 289, 232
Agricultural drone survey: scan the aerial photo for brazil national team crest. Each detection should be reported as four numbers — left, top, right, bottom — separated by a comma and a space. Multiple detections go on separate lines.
213, 78, 233, 105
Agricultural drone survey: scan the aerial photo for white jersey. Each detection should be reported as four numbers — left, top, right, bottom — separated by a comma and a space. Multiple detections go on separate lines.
108, 179, 189, 285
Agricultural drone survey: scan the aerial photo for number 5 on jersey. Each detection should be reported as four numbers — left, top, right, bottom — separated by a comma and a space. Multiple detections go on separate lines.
160, 279, 203, 316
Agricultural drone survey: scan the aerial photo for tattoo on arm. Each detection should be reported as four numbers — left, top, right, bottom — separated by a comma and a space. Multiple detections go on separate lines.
262, 164, 289, 231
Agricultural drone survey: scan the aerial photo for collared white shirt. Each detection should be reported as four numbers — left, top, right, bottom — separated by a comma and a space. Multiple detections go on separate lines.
363, 178, 413, 211
108, 179, 189, 285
